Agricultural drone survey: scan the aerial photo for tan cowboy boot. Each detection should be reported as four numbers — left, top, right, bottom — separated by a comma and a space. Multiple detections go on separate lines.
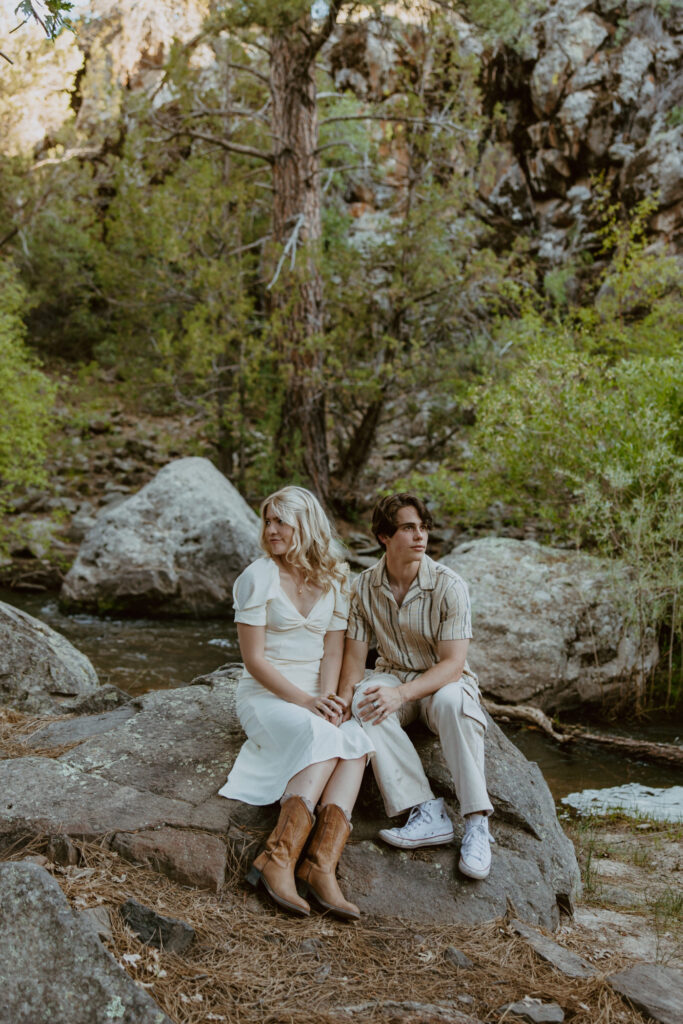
246, 795, 313, 915
296, 803, 360, 920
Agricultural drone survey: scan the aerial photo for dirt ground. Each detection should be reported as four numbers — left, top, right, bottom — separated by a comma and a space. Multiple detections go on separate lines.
3, 810, 679, 1024
563, 814, 682, 969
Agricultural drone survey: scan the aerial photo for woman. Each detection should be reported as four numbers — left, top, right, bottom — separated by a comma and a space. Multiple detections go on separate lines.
219, 486, 373, 919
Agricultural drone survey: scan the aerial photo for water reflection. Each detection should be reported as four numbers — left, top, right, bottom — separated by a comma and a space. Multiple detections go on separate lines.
1, 589, 240, 696
502, 725, 679, 801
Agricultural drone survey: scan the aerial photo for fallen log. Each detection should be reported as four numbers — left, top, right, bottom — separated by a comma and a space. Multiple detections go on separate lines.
483, 700, 683, 766
482, 699, 568, 743
561, 726, 683, 767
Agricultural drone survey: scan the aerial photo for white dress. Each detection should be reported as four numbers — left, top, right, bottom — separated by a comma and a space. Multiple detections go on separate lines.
218, 557, 374, 805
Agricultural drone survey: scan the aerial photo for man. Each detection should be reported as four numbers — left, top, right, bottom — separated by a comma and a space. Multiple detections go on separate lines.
338, 493, 493, 880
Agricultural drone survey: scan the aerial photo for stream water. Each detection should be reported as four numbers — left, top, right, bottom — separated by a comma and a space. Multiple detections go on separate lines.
5, 589, 681, 804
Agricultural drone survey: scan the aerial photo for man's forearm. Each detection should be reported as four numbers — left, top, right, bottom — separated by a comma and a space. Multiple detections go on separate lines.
399, 657, 466, 704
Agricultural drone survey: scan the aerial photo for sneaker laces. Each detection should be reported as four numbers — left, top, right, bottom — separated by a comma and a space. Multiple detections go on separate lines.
400, 804, 433, 834
461, 821, 490, 866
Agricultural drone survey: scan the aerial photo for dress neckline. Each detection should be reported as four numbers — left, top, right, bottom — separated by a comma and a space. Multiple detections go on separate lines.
270, 560, 326, 620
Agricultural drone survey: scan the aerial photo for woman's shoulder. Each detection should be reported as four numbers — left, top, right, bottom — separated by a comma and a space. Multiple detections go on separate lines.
233, 557, 279, 603
236, 556, 277, 585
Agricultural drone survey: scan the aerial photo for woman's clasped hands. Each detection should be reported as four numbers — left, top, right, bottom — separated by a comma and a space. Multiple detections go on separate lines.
305, 692, 348, 726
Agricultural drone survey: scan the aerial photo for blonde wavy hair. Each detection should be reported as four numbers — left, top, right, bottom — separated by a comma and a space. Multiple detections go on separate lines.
260, 486, 347, 593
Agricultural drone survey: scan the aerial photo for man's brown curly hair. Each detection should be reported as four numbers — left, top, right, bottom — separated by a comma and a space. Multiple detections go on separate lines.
371, 493, 433, 549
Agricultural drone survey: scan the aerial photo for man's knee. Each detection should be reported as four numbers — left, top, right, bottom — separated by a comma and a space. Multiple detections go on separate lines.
351, 672, 400, 719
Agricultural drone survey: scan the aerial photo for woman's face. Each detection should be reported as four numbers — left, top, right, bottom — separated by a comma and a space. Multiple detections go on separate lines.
263, 505, 295, 557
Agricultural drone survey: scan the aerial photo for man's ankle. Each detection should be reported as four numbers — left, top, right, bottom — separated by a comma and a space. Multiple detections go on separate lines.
464, 811, 488, 830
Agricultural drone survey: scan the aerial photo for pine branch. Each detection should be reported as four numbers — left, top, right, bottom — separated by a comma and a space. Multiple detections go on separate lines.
161, 128, 273, 164
321, 113, 474, 134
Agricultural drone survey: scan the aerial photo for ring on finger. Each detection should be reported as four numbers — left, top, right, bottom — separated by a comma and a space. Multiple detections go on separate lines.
373, 699, 380, 708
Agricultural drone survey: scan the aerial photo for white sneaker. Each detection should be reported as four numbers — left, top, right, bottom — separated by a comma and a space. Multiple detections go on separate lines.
379, 798, 455, 849
458, 817, 492, 880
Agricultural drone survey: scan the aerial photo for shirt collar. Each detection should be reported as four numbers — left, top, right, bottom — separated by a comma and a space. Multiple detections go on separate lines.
369, 553, 437, 593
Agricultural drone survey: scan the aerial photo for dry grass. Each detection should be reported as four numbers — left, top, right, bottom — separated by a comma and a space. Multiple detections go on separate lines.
0, 706, 80, 759
5, 834, 651, 1024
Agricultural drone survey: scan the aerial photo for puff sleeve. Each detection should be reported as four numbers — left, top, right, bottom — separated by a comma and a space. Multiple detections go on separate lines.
232, 558, 278, 626
328, 575, 350, 631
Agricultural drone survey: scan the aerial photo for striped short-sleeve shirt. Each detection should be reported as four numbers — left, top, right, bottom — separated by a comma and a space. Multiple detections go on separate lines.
347, 554, 478, 685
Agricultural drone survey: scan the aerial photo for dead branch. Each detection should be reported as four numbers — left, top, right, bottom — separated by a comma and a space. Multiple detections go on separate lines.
563, 726, 683, 767
482, 700, 568, 743
483, 699, 683, 766
159, 128, 273, 164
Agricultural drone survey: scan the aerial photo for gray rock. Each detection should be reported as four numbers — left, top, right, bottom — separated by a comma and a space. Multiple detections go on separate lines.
498, 999, 564, 1023
338, 1001, 483, 1023
488, 164, 535, 223
120, 897, 194, 953
510, 919, 595, 978
79, 904, 114, 943
111, 827, 227, 891
301, 937, 325, 956
617, 36, 653, 105
61, 457, 261, 617
531, 46, 572, 116
0, 599, 99, 713
0, 679, 579, 929
608, 963, 683, 1024
0, 756, 196, 836
61, 683, 132, 715
445, 946, 474, 968
531, 13, 608, 116
441, 538, 659, 712
27, 706, 136, 750
0, 862, 170, 1023
558, 89, 597, 146
67, 509, 97, 543
623, 124, 683, 208
46, 834, 80, 866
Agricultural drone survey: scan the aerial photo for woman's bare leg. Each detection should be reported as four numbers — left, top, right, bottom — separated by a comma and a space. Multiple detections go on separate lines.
319, 756, 366, 818
285, 758, 339, 811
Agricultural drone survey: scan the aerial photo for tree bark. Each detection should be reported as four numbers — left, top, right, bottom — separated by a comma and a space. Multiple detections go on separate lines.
269, 19, 329, 502
336, 395, 386, 493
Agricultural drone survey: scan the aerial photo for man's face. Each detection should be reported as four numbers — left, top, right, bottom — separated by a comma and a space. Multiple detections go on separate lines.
379, 505, 428, 564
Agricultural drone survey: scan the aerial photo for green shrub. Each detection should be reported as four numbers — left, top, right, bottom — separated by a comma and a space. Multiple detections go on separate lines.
0, 260, 57, 532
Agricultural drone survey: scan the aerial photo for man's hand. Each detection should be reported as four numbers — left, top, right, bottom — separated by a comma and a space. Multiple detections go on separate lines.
357, 683, 404, 725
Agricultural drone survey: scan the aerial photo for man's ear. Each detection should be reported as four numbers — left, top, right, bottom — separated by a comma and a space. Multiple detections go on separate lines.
376, 534, 388, 549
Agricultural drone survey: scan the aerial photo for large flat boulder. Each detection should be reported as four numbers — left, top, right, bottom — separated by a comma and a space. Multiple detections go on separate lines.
0, 672, 580, 929
60, 457, 261, 617
0, 861, 171, 1024
0, 599, 99, 713
441, 538, 658, 712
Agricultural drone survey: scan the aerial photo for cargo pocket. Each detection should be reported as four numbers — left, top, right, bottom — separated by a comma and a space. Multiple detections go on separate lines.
462, 689, 487, 732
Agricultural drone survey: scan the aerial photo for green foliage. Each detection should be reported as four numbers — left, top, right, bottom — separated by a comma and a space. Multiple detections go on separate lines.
456, 0, 548, 48
404, 208, 683, 706
0, 260, 57, 527
14, 1, 73, 39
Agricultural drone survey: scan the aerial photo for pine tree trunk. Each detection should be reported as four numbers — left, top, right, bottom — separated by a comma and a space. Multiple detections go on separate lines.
269, 22, 329, 502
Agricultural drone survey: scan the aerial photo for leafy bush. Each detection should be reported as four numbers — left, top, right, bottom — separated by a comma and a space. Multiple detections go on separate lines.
0, 260, 57, 531
406, 319, 682, 706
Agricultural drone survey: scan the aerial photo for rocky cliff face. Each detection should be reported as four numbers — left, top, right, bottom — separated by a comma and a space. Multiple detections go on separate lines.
479, 0, 683, 258
2, 1, 680, 255
328, 1, 682, 260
